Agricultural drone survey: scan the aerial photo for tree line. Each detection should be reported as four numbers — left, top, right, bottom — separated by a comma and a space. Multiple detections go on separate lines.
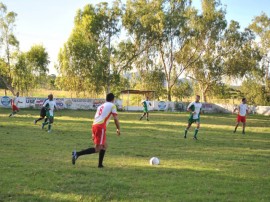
0, 0, 269, 105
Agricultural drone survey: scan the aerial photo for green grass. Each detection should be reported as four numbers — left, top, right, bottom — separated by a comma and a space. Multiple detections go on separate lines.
0, 108, 269, 202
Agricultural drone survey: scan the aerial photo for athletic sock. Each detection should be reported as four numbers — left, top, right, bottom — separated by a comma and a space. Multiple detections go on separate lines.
98, 149, 106, 167
184, 129, 188, 136
194, 128, 199, 138
77, 147, 96, 157
36, 118, 43, 122
48, 124, 52, 131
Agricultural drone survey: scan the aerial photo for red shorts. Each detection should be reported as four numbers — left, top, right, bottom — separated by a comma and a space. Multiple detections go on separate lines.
92, 125, 106, 145
237, 115, 246, 123
12, 105, 19, 111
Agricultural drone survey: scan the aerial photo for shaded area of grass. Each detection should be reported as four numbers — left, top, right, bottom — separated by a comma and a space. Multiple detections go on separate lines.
0, 108, 269, 201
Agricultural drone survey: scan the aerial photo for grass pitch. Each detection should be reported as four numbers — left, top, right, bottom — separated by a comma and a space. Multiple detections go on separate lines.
0, 108, 269, 202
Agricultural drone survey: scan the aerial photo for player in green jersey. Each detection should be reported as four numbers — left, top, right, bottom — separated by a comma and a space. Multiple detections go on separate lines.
184, 95, 202, 140
139, 97, 152, 121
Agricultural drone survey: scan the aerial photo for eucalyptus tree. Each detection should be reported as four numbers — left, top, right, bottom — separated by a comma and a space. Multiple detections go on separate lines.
249, 12, 270, 92
12, 45, 49, 94
123, 0, 202, 101
187, 0, 261, 102
0, 2, 19, 95
58, 1, 123, 95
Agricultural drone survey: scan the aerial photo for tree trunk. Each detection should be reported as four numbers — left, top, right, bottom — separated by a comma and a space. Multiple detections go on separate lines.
202, 90, 207, 103
0, 75, 15, 95
167, 83, 172, 101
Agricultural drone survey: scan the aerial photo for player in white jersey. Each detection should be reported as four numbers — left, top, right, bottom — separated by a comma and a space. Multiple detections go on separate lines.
42, 94, 57, 133
72, 93, 120, 168
184, 95, 202, 140
139, 97, 152, 121
233, 98, 249, 134
9, 92, 23, 117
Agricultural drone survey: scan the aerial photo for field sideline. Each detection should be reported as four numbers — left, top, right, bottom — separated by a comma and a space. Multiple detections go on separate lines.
0, 108, 269, 202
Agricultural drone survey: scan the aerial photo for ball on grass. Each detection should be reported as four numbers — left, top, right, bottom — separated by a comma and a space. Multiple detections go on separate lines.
149, 157, 160, 165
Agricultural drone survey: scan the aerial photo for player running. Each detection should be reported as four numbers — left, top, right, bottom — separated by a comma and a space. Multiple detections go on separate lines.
233, 98, 249, 134
41, 94, 57, 133
9, 92, 23, 117
72, 93, 120, 168
139, 97, 152, 121
184, 95, 202, 140
34, 97, 49, 124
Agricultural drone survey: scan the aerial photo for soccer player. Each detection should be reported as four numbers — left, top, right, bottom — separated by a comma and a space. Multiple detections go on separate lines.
184, 95, 202, 140
233, 98, 249, 134
34, 97, 49, 124
139, 97, 152, 121
9, 92, 23, 117
72, 93, 120, 168
41, 94, 57, 133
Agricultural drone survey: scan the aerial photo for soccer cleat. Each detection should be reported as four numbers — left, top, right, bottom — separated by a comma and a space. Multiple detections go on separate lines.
193, 137, 198, 140
98, 165, 104, 168
233, 130, 236, 133
34, 120, 37, 125
48, 130, 51, 133
242, 131, 245, 135
184, 135, 187, 139
147, 119, 149, 121
72, 150, 77, 165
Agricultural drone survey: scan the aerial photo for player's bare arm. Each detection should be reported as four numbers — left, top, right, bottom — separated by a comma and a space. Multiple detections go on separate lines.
113, 115, 120, 136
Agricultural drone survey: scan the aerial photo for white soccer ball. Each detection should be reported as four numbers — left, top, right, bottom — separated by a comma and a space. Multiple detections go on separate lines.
149, 157, 160, 165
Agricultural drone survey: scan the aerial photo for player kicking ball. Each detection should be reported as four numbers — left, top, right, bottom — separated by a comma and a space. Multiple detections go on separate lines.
9, 92, 23, 117
72, 93, 120, 168
41, 94, 57, 133
184, 95, 202, 140
233, 98, 249, 134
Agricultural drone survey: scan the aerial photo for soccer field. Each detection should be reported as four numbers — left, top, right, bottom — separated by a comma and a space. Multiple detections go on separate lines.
0, 108, 269, 202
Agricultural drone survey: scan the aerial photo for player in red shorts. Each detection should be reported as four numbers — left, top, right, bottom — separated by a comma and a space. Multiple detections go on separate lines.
72, 93, 120, 168
9, 92, 23, 117
233, 98, 249, 134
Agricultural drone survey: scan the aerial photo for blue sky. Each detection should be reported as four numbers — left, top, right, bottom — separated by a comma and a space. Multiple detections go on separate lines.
2, 0, 270, 75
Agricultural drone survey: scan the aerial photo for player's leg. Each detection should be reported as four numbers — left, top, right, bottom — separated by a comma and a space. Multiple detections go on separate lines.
9, 105, 18, 117
234, 115, 241, 133
98, 143, 107, 168
48, 116, 54, 132
242, 118, 246, 134
35, 108, 46, 124
42, 116, 49, 129
140, 112, 146, 120
184, 122, 192, 138
242, 122, 246, 134
72, 126, 102, 165
234, 122, 239, 133
34, 116, 44, 124
193, 121, 200, 140
146, 112, 149, 121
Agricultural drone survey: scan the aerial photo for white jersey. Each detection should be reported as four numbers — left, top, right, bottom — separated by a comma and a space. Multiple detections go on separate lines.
142, 100, 151, 110
43, 100, 57, 116
13, 96, 20, 106
93, 102, 117, 129
187, 102, 202, 119
239, 103, 248, 116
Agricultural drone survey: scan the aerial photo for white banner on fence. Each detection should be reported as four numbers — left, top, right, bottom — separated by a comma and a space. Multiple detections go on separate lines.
0, 96, 123, 110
